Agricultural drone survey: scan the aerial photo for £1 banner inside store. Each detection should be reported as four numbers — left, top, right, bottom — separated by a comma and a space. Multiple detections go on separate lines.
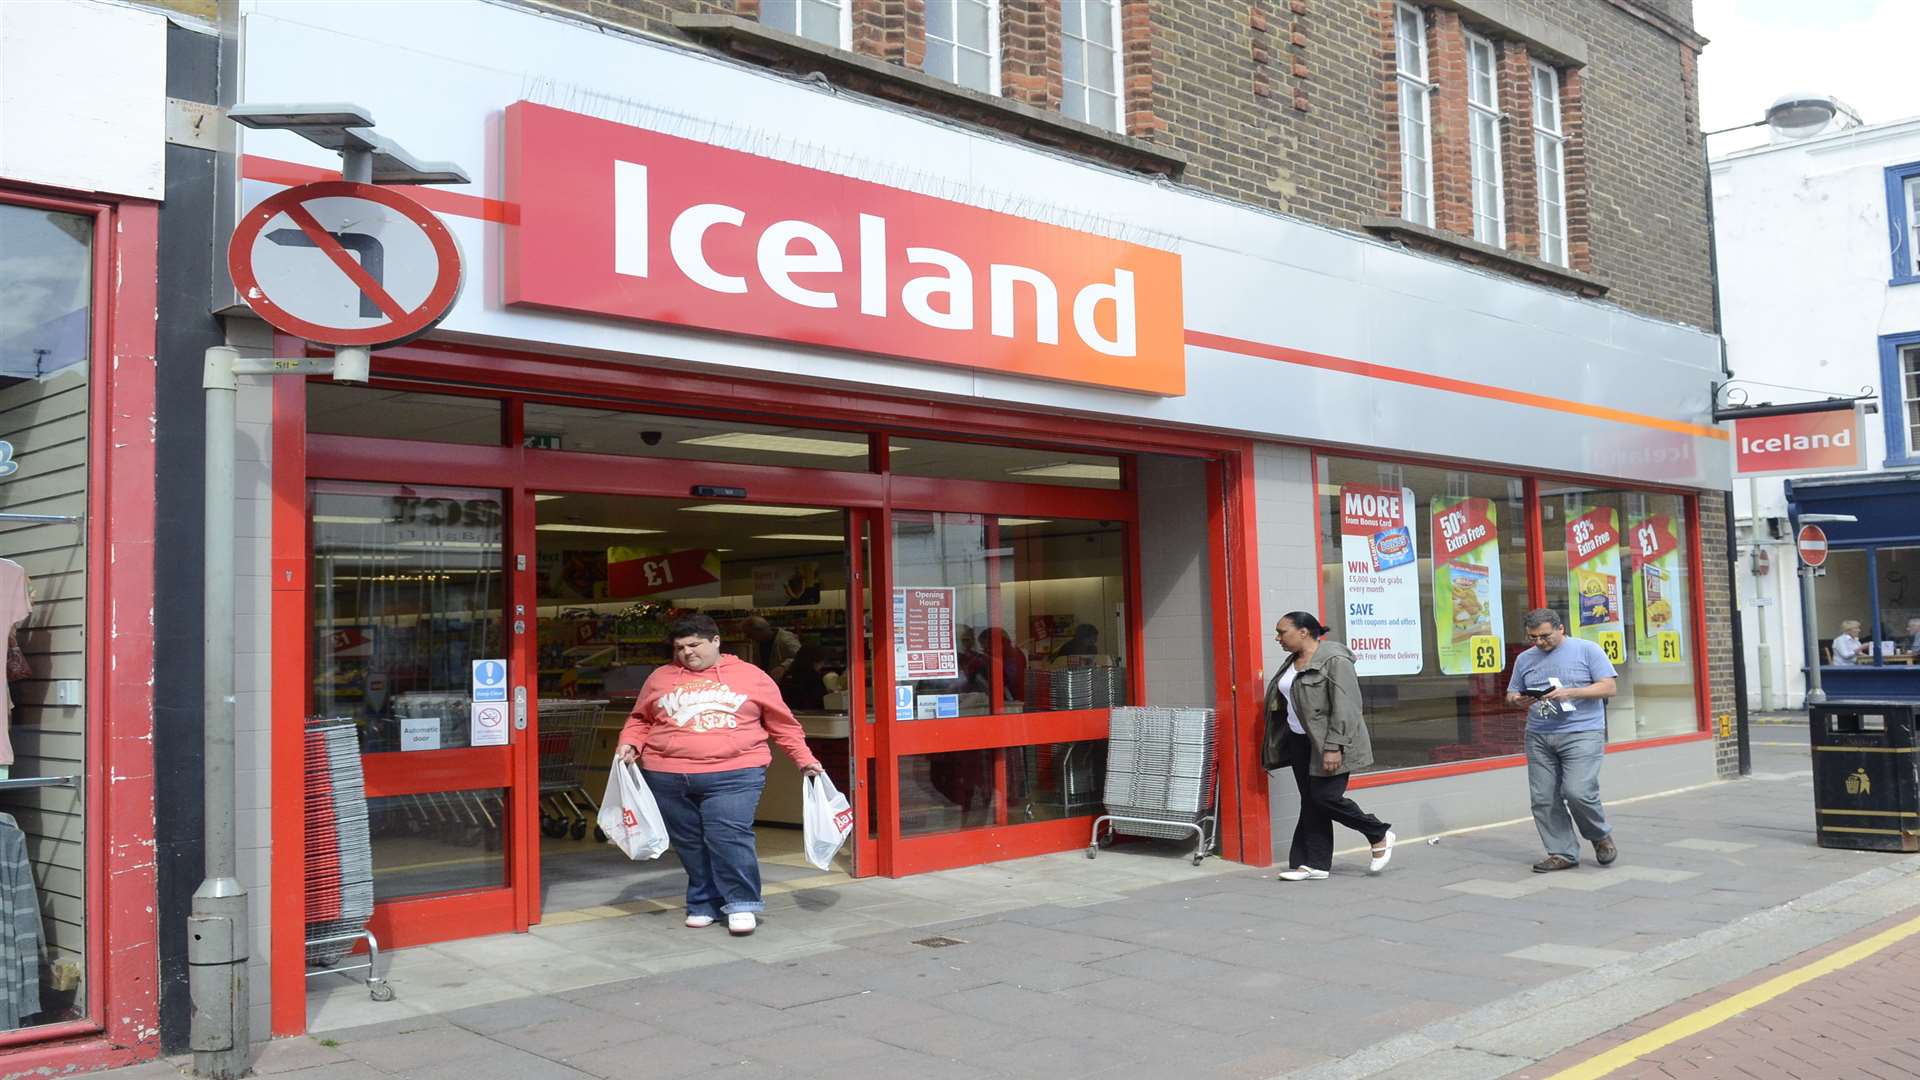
1628, 512, 1686, 664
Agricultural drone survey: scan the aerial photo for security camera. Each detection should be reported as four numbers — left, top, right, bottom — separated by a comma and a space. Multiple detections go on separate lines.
641, 430, 663, 446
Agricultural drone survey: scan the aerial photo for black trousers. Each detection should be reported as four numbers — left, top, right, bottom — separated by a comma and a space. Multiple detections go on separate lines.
1283, 728, 1390, 871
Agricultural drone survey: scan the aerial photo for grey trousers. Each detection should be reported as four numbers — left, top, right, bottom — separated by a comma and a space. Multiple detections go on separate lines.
1525, 729, 1611, 861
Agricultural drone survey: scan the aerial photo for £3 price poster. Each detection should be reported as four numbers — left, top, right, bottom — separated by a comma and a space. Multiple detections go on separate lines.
1628, 512, 1687, 664
1431, 496, 1504, 675
1339, 485, 1423, 676
1565, 503, 1626, 665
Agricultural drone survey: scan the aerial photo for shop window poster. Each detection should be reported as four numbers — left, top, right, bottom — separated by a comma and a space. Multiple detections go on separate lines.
1339, 485, 1423, 676
1565, 503, 1626, 665
1629, 512, 1687, 664
1431, 496, 1504, 675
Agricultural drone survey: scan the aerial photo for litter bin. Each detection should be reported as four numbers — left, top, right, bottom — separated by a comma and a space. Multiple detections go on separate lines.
1809, 700, 1919, 852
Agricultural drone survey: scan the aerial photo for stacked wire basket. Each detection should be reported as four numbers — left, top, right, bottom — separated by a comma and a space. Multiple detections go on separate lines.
304, 719, 390, 1001
1088, 706, 1219, 866
1026, 664, 1127, 711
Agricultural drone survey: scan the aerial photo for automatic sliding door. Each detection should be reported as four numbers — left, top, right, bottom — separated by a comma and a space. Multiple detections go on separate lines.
310, 482, 514, 919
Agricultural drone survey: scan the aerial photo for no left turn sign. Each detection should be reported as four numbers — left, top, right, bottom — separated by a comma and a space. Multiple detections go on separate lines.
228, 181, 463, 348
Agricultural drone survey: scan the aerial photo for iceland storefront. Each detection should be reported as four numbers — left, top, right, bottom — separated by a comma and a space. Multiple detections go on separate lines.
222, 1, 1731, 1035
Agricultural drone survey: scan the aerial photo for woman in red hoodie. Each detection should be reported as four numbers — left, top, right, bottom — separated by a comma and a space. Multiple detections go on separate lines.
618, 613, 822, 936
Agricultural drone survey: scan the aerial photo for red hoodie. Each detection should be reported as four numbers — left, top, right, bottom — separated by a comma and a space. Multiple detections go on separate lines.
620, 654, 821, 774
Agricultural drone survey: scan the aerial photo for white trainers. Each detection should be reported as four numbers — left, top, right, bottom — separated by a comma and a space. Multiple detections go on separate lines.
684, 914, 715, 929
1276, 866, 1329, 881
727, 912, 757, 936
1369, 831, 1396, 874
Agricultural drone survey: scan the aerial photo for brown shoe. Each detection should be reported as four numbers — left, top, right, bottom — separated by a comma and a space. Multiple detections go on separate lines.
1532, 855, 1578, 873
1594, 836, 1618, 866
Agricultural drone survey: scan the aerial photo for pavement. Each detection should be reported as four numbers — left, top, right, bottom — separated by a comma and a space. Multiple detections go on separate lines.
104, 723, 1920, 1080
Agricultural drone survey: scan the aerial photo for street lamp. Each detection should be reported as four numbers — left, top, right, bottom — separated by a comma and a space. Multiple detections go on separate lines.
190, 104, 467, 1080
1703, 91, 1848, 770
1798, 512, 1858, 707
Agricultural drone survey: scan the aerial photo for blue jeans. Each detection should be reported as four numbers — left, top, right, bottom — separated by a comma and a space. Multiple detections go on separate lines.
642, 767, 767, 916
1525, 729, 1611, 862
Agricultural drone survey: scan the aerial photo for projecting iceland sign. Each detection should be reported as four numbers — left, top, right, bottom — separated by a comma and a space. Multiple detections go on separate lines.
503, 102, 1185, 395
1730, 405, 1865, 478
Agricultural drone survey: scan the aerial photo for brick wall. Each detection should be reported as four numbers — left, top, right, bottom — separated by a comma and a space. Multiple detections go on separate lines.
524, 0, 1711, 326
1700, 495, 1739, 778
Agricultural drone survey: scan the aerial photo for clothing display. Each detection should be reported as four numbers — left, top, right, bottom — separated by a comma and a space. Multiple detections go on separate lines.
0, 814, 41, 1028
0, 558, 29, 768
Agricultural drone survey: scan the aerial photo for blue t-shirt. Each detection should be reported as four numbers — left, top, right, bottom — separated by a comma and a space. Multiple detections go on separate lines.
1508, 637, 1617, 733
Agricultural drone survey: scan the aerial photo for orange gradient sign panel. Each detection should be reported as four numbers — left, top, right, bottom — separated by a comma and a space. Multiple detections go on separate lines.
504, 102, 1185, 395
1731, 407, 1864, 477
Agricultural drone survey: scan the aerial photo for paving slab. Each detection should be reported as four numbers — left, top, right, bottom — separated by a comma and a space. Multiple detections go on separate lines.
102, 742, 1920, 1080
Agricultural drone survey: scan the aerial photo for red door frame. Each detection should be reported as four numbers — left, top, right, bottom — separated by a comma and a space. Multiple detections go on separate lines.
0, 187, 161, 1071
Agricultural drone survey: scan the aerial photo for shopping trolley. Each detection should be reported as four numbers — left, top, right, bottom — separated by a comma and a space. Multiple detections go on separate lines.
537, 698, 609, 841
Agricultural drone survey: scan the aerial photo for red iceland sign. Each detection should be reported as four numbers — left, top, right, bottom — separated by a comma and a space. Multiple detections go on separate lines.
1731, 406, 1864, 478
503, 102, 1186, 396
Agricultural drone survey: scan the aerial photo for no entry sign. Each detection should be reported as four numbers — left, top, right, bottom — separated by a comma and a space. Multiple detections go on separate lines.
229, 181, 463, 348
1797, 524, 1829, 568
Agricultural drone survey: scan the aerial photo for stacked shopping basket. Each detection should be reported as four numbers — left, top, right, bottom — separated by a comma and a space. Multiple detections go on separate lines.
1025, 663, 1127, 712
303, 720, 391, 1001
1088, 707, 1218, 865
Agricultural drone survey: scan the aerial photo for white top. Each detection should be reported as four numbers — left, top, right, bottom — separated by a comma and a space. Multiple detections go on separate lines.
1833, 633, 1862, 662
1278, 665, 1303, 734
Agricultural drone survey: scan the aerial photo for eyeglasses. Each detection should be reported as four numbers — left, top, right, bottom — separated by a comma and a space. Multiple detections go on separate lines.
1525, 631, 1559, 642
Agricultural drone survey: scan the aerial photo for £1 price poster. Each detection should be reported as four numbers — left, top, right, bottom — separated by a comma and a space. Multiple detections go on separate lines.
1431, 496, 1504, 675
1628, 512, 1687, 665
1565, 503, 1626, 665
1339, 485, 1423, 676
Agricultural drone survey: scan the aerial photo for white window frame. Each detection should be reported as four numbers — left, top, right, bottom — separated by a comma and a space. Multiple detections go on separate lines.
1061, 0, 1125, 133
1394, 3, 1435, 227
925, 0, 1001, 94
1465, 31, 1505, 248
1903, 345, 1920, 458
1532, 60, 1568, 267
1906, 176, 1920, 277
761, 0, 852, 49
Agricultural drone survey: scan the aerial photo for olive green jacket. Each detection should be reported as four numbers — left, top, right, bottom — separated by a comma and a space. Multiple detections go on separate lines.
1266, 640, 1375, 776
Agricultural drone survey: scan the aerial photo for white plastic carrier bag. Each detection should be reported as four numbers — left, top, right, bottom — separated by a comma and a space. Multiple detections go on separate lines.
802, 772, 854, 871
599, 760, 670, 860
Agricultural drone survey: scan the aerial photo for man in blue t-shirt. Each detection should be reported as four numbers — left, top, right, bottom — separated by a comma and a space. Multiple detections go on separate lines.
1505, 608, 1619, 873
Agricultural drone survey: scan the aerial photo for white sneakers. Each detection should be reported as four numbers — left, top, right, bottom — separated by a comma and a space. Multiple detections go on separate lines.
1277, 866, 1329, 881
1369, 831, 1397, 874
689, 912, 759, 934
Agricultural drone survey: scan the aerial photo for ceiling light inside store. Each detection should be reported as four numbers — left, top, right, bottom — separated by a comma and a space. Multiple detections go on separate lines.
681, 504, 837, 517
680, 432, 868, 457
534, 494, 567, 502
394, 541, 498, 550
753, 533, 845, 542
535, 524, 665, 535
1006, 463, 1122, 481
998, 518, 1052, 527
312, 515, 393, 525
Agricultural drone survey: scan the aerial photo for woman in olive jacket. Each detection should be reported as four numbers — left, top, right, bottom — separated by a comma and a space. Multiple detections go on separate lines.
1264, 611, 1395, 881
